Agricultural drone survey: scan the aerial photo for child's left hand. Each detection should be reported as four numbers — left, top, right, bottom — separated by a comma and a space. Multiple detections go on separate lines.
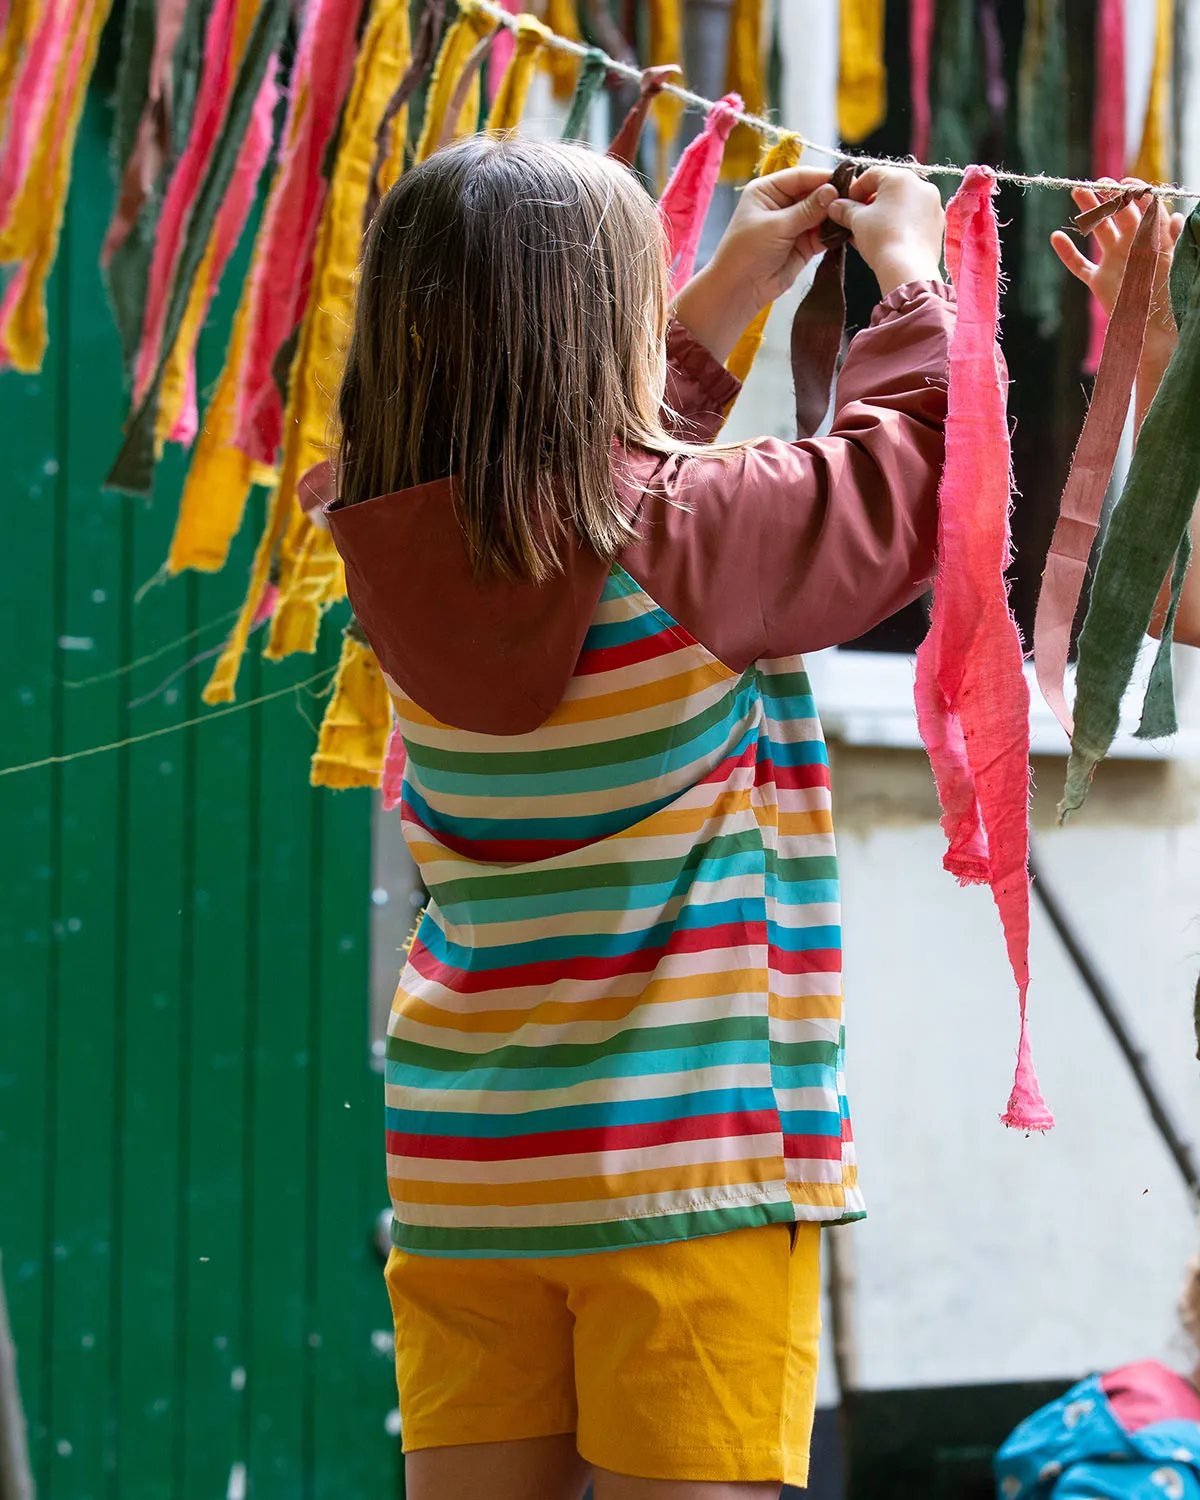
709, 167, 839, 309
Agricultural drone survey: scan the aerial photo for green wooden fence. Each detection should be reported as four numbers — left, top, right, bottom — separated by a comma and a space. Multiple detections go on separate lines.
0, 89, 400, 1500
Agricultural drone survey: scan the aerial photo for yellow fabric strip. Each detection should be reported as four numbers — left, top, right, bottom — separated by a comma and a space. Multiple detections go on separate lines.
414, 1, 495, 163
310, 636, 391, 789
0, 0, 114, 372
649, 0, 684, 186
487, 13, 551, 132
202, 478, 290, 703
722, 132, 803, 389
1133, 0, 1173, 184
167, 260, 258, 574
837, 0, 886, 144
542, 0, 581, 100
266, 0, 410, 660
721, 0, 765, 181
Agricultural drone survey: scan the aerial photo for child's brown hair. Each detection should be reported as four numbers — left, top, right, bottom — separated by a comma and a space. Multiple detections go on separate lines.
338, 135, 693, 583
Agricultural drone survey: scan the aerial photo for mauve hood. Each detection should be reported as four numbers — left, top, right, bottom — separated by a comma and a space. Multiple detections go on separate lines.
324, 470, 639, 736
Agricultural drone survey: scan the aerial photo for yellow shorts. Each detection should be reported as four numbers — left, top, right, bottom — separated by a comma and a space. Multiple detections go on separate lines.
385, 1221, 821, 1487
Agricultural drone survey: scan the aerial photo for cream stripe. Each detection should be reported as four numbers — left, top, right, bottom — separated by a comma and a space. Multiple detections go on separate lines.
388, 1181, 795, 1230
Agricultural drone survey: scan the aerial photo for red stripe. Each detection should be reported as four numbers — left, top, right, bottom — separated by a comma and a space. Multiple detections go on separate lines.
576, 630, 681, 676
783, 1133, 843, 1162
388, 1109, 780, 1162
773, 947, 840, 977
772, 761, 831, 792
407, 920, 769, 995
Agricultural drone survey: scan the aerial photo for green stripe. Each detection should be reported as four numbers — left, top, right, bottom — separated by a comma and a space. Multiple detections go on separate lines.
775, 856, 838, 885
769, 1040, 839, 1068
387, 1016, 769, 1073
758, 668, 813, 699
405, 676, 753, 776
390, 1198, 797, 1257
431, 829, 769, 908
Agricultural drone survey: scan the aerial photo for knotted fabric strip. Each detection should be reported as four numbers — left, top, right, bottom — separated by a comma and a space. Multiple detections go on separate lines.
1034, 197, 1159, 737
562, 48, 609, 142
606, 63, 680, 169
912, 165, 1052, 1132
789, 158, 855, 440
486, 13, 551, 131
647, 0, 684, 182
413, 1, 495, 163
1063, 202, 1200, 817
658, 91, 742, 293
364, 0, 446, 227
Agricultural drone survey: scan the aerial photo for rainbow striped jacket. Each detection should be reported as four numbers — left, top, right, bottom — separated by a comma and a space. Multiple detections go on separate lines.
329, 284, 956, 1257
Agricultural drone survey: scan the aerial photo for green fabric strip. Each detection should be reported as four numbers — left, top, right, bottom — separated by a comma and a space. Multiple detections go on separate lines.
929, 0, 985, 200
106, 0, 291, 496
1062, 204, 1200, 817
1137, 531, 1192, 738
561, 47, 608, 142
105, 0, 158, 377
1016, 0, 1068, 334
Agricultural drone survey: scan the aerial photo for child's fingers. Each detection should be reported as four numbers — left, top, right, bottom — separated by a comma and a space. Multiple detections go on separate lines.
846, 165, 888, 201
1170, 212, 1187, 245
755, 165, 833, 209
774, 183, 837, 238
1071, 185, 1101, 214
1050, 229, 1096, 284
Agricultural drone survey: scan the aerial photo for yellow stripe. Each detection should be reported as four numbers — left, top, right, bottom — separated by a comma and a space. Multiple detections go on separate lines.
389, 1153, 783, 1209
787, 1180, 846, 1211
770, 990, 842, 1022
393, 967, 769, 1035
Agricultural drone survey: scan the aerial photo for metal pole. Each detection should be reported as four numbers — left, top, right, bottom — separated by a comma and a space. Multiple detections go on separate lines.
1029, 844, 1200, 1202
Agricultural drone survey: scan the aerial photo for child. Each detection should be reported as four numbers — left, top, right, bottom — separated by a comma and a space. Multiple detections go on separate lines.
326, 136, 951, 1500
993, 1255, 1200, 1499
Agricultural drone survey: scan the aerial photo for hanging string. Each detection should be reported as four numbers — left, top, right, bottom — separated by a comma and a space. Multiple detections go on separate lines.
0, 665, 338, 779
62, 605, 243, 688
470, 0, 1200, 201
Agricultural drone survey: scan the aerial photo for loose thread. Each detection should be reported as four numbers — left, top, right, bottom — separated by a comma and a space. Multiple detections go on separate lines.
63, 607, 243, 689
471, 0, 1200, 201
1, 667, 338, 779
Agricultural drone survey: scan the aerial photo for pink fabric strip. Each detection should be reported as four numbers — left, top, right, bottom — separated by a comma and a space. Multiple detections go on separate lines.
913, 165, 1052, 1132
1085, 0, 1126, 374
486, 0, 519, 104
909, 0, 934, 163
1033, 198, 1158, 736
658, 92, 742, 293
381, 720, 407, 811
231, 0, 362, 466
131, 0, 240, 405
0, 0, 73, 234
166, 58, 280, 445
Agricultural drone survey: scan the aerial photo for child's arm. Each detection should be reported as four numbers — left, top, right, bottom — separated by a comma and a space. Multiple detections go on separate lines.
1051, 187, 1200, 644
620, 167, 953, 667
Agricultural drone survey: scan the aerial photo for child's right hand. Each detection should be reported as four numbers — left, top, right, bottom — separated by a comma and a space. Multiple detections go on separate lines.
1050, 181, 1184, 359
825, 167, 945, 296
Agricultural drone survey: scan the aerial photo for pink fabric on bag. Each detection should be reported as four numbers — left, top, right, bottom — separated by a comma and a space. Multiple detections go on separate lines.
909, 0, 934, 162
381, 720, 407, 811
486, 0, 519, 104
166, 58, 280, 445
131, 0, 241, 405
913, 166, 1053, 1132
231, 0, 362, 466
1085, 0, 1125, 374
0, 0, 73, 233
658, 92, 742, 292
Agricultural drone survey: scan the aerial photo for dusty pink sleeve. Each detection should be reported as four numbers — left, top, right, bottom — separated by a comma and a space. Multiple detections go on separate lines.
621, 281, 956, 668
662, 320, 743, 443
